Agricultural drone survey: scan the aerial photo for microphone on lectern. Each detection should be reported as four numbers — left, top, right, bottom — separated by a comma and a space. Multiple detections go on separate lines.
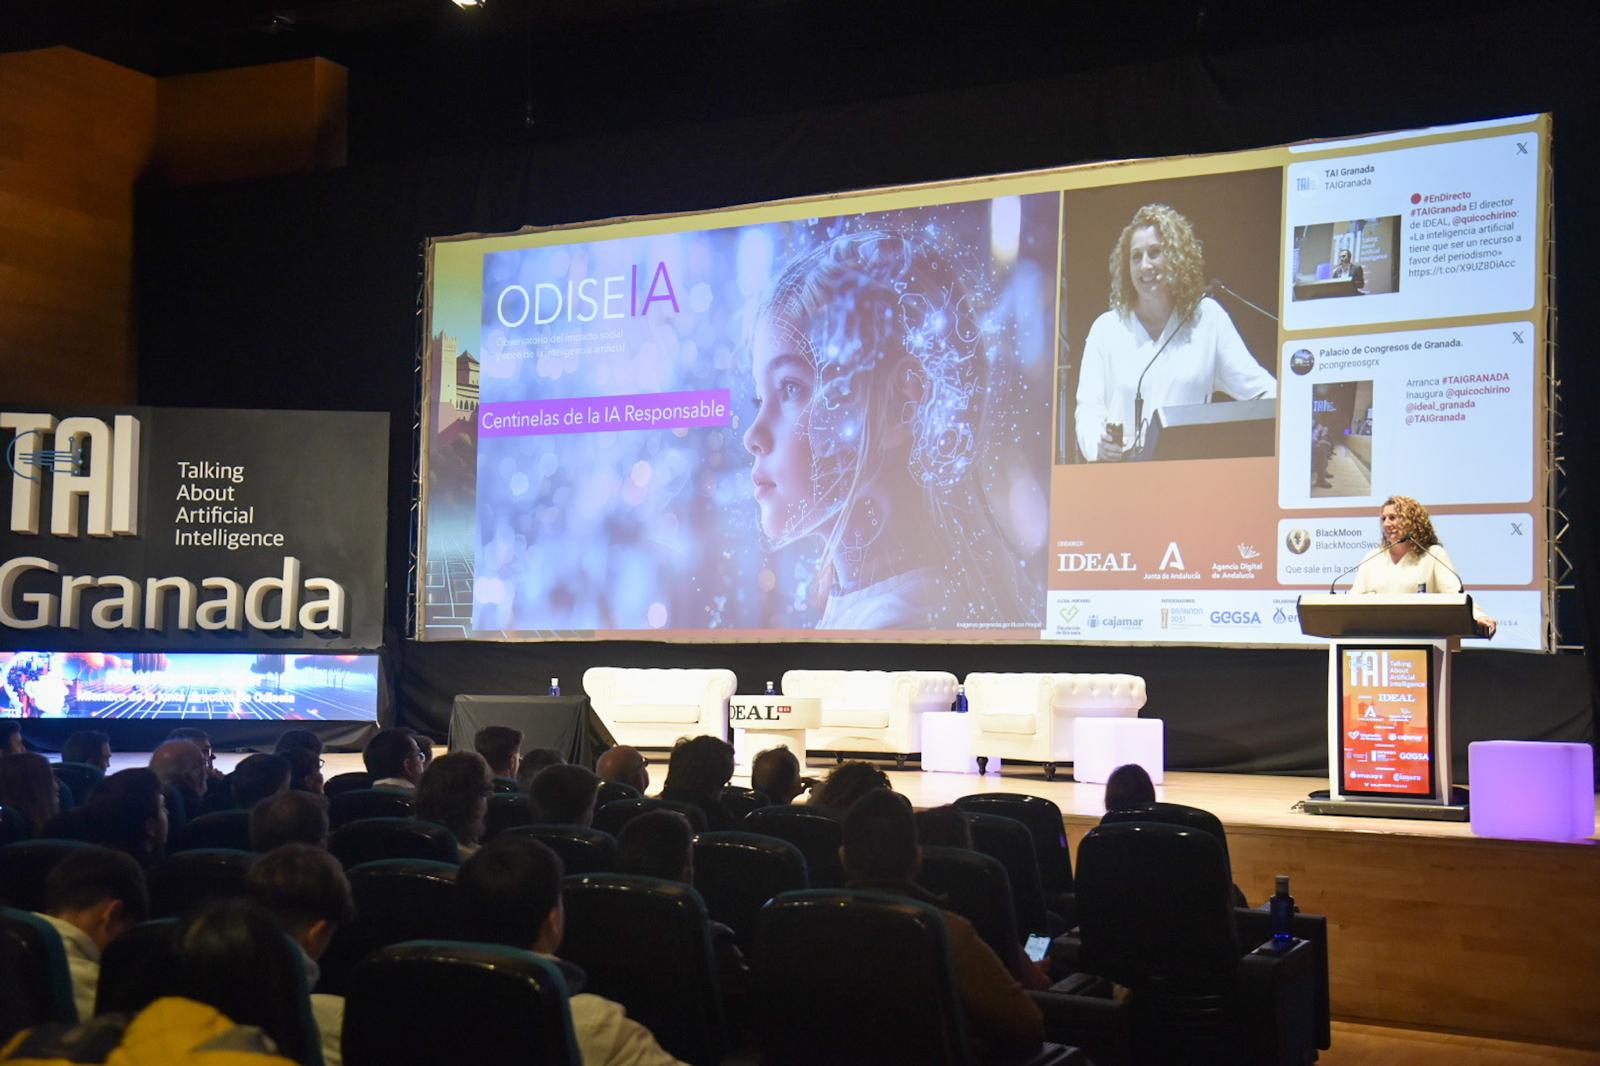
1418, 543, 1468, 593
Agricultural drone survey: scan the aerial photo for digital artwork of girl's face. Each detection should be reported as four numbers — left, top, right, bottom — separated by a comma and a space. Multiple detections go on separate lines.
1127, 224, 1168, 304
744, 312, 818, 541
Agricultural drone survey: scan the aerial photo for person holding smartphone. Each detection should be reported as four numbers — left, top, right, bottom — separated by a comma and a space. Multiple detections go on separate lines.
1074, 203, 1275, 461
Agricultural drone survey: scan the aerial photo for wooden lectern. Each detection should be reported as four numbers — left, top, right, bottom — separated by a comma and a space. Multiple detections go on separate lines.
1296, 593, 1479, 820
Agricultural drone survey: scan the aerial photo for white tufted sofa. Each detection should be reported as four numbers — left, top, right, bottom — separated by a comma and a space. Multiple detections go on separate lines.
964, 672, 1147, 779
581, 667, 736, 749
780, 670, 959, 767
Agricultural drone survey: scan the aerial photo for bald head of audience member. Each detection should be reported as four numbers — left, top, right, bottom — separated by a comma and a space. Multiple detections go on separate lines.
595, 745, 650, 794
751, 746, 803, 804
149, 740, 210, 797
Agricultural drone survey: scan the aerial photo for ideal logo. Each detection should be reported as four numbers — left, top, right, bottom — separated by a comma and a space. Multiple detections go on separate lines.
2, 412, 141, 538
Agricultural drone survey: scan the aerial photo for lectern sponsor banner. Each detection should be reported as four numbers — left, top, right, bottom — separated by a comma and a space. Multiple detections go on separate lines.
1337, 645, 1436, 797
0, 407, 388, 652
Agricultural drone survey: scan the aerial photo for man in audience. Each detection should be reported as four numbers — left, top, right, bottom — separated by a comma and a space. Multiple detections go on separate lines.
247, 844, 355, 1066
659, 735, 736, 830
3, 720, 25, 754
594, 744, 650, 795
281, 747, 325, 795
61, 730, 112, 772
516, 747, 566, 791
363, 727, 424, 790
750, 746, 809, 804
458, 836, 687, 1066
35, 845, 149, 1021
250, 790, 331, 852
228, 753, 292, 811
474, 725, 524, 789
841, 789, 1044, 1061
527, 764, 600, 826
414, 734, 435, 771
148, 739, 210, 830
165, 726, 224, 787
416, 751, 493, 857
80, 768, 169, 867
273, 729, 324, 760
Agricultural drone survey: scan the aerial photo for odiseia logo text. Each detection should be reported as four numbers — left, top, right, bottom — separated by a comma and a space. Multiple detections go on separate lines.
0, 412, 347, 635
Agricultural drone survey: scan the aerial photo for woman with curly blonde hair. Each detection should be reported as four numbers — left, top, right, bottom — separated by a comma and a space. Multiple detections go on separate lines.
1352, 494, 1497, 636
1075, 202, 1276, 461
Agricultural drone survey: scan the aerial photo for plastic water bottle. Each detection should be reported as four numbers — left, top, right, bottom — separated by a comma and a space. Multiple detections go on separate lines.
765, 680, 776, 695
1270, 875, 1295, 946
548, 677, 561, 697
953, 685, 969, 714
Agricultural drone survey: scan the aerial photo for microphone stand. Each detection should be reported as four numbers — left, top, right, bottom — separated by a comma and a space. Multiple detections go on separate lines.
1208, 278, 1279, 323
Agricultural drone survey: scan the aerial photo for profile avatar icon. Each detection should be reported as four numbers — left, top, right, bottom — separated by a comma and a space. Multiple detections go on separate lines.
1284, 528, 1311, 555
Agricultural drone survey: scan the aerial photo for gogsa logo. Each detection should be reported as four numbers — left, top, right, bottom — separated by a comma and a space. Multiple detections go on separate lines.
1209, 610, 1261, 625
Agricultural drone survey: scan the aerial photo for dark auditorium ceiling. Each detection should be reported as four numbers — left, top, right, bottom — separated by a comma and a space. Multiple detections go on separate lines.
0, 0, 1574, 162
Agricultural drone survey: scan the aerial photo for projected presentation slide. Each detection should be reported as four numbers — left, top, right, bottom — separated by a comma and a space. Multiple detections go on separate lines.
0, 652, 380, 721
418, 114, 1551, 648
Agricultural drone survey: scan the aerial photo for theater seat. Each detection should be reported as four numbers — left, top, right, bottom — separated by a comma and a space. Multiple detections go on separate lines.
718, 785, 769, 820
169, 809, 254, 853
592, 797, 706, 837
692, 831, 808, 948
316, 859, 462, 996
0, 839, 98, 912
0, 806, 30, 847
148, 848, 258, 919
500, 825, 617, 875
94, 918, 179, 1016
743, 806, 845, 888
954, 792, 1076, 924
329, 818, 460, 867
329, 789, 415, 829
323, 772, 376, 799
595, 780, 641, 810
1101, 802, 1247, 907
343, 941, 578, 1066
560, 873, 726, 1066
965, 812, 1058, 936
917, 845, 1021, 962
51, 763, 104, 810
484, 792, 533, 840
0, 907, 79, 1041
754, 889, 1087, 1065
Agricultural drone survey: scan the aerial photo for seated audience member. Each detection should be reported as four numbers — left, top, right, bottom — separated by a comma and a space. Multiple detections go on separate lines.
1103, 763, 1157, 813
516, 747, 566, 791
251, 790, 331, 852
36, 845, 149, 1021
614, 810, 750, 996
148, 739, 210, 830
659, 736, 736, 831
82, 769, 169, 868
458, 836, 688, 1066
281, 747, 325, 795
165, 726, 224, 786
527, 764, 600, 827
61, 730, 113, 772
362, 728, 424, 791
3, 721, 24, 754
811, 760, 891, 813
750, 746, 808, 805
842, 789, 1044, 1060
272, 730, 324, 760
0, 751, 60, 836
474, 726, 524, 788
1, 904, 300, 1065
248, 845, 356, 1066
594, 745, 650, 795
228, 754, 292, 811
413, 734, 435, 772
416, 752, 493, 857
915, 805, 973, 848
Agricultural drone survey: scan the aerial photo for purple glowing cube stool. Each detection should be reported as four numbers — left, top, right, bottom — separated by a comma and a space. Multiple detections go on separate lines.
1468, 741, 1595, 842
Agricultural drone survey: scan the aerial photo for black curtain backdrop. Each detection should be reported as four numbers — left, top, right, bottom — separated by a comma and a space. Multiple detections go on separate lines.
135, 6, 1599, 772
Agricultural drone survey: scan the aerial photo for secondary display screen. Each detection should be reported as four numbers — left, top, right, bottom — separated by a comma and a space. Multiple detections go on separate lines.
417, 115, 1550, 646
1337, 644, 1437, 797
0, 652, 380, 722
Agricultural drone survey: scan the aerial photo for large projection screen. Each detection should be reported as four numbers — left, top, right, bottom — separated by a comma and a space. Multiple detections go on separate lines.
417, 115, 1552, 649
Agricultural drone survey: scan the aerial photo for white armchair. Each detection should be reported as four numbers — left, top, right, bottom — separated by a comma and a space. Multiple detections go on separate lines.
780, 670, 958, 768
581, 667, 736, 749
964, 672, 1147, 780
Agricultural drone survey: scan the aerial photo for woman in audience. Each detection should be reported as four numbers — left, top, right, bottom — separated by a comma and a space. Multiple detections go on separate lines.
82, 768, 169, 868
0, 751, 59, 836
1103, 763, 1156, 813
659, 735, 737, 831
811, 760, 891, 812
416, 751, 493, 857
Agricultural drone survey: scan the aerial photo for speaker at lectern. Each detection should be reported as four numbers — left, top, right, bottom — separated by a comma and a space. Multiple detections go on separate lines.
1296, 593, 1479, 821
